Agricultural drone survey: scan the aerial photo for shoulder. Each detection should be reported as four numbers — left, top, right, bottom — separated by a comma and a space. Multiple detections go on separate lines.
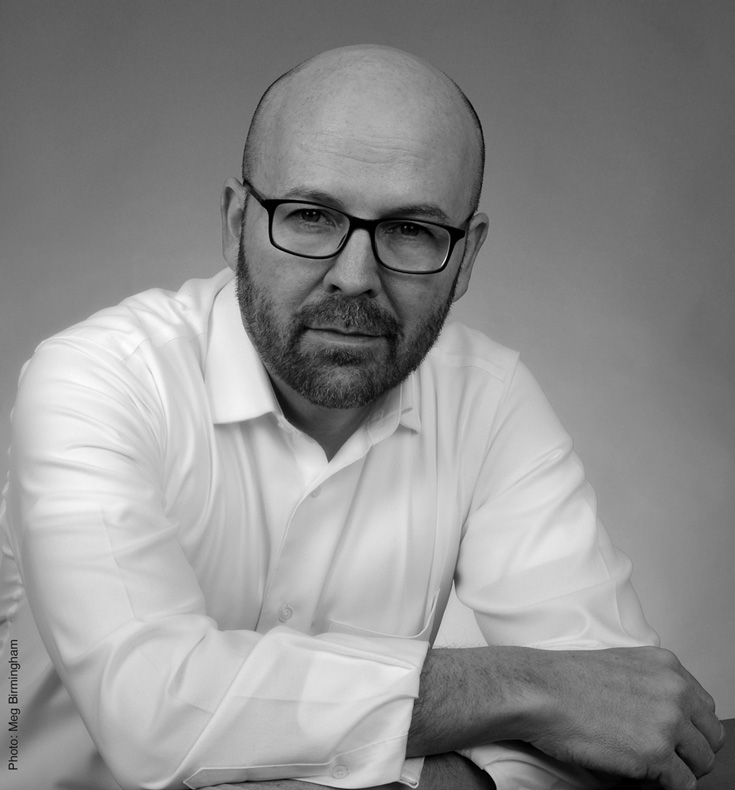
37, 268, 234, 361
15, 269, 235, 412
23, 269, 234, 376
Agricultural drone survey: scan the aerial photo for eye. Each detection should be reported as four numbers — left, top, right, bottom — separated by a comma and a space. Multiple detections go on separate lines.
292, 208, 329, 224
279, 204, 344, 234
381, 221, 438, 243
397, 222, 425, 238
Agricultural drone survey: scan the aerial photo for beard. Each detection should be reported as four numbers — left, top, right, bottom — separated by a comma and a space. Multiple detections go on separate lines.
236, 238, 457, 409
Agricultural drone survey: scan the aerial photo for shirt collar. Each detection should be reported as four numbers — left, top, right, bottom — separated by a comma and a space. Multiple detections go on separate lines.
205, 278, 281, 424
204, 275, 421, 435
402, 375, 421, 432
367, 371, 421, 439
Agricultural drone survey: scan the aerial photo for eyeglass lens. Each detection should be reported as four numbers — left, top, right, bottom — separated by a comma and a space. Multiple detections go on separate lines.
272, 203, 451, 272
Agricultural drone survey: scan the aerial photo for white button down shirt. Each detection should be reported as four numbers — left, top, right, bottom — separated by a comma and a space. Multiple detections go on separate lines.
0, 269, 657, 790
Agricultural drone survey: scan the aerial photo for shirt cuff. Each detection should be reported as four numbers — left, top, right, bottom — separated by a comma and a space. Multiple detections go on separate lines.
182, 629, 429, 789
460, 743, 618, 790
399, 756, 425, 787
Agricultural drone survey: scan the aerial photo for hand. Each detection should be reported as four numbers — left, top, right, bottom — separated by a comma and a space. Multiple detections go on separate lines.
520, 646, 725, 790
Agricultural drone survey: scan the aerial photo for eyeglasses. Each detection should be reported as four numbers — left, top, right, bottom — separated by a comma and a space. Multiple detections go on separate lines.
243, 179, 473, 275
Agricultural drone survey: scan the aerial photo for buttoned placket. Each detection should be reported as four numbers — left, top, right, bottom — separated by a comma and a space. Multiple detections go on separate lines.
255, 410, 401, 635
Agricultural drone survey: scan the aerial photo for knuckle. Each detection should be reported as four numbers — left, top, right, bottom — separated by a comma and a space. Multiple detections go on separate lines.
638, 738, 672, 770
652, 689, 683, 722
657, 647, 681, 670
652, 672, 690, 712
667, 673, 690, 701
638, 644, 662, 661
661, 701, 686, 732
623, 751, 652, 781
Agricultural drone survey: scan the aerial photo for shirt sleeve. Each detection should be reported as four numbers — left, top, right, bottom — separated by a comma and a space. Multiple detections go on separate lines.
5, 337, 428, 790
454, 360, 659, 789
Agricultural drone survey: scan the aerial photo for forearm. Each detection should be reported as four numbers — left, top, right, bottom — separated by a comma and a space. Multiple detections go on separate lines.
407, 646, 532, 757
406, 644, 725, 790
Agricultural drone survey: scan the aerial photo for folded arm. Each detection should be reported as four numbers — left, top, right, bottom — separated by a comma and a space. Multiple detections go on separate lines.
6, 338, 428, 789
413, 361, 723, 789
408, 644, 725, 790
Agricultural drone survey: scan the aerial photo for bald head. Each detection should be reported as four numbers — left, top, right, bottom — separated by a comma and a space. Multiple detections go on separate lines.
241, 45, 485, 214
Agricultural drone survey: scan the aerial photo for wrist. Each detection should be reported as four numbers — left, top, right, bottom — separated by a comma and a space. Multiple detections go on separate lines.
408, 646, 551, 756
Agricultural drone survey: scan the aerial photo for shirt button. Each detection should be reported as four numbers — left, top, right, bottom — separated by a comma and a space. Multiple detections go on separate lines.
332, 765, 349, 779
310, 486, 322, 498
278, 605, 293, 622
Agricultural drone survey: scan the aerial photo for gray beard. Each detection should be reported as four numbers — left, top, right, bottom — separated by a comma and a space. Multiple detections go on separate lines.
235, 240, 457, 409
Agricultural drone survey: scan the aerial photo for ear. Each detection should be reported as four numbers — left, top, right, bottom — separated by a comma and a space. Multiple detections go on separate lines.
220, 177, 246, 270
451, 211, 489, 302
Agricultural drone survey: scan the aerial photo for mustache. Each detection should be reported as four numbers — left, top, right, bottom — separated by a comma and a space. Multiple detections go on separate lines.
296, 296, 402, 339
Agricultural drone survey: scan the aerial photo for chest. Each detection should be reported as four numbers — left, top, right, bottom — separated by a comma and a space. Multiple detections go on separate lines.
161, 416, 472, 640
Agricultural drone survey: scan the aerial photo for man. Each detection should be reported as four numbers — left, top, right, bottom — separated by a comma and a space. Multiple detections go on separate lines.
0, 45, 724, 790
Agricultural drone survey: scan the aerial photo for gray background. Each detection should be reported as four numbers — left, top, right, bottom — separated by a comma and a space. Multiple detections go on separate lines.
1, 1, 733, 717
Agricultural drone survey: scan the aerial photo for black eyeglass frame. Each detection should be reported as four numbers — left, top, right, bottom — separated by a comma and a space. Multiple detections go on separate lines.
243, 179, 474, 275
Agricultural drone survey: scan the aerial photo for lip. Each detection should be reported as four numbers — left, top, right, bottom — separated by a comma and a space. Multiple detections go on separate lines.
309, 325, 382, 337
306, 327, 386, 345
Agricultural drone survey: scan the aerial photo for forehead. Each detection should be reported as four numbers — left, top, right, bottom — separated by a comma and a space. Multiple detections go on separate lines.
254, 71, 478, 219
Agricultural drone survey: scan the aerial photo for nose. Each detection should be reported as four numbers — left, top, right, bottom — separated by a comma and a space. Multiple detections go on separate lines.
322, 227, 382, 298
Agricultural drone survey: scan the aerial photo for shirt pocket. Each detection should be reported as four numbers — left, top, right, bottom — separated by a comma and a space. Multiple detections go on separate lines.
327, 590, 440, 643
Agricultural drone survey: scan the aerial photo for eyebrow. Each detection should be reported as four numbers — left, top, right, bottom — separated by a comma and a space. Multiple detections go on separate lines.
280, 186, 454, 225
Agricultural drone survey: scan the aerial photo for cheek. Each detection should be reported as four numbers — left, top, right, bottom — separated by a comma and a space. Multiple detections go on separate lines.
385, 275, 455, 325
247, 247, 328, 316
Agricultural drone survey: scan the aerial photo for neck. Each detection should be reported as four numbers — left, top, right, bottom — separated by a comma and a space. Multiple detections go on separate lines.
268, 374, 373, 461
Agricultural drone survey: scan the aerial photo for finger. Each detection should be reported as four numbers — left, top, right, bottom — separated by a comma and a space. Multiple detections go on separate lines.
656, 752, 697, 790
676, 659, 717, 713
692, 707, 727, 753
675, 722, 716, 779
